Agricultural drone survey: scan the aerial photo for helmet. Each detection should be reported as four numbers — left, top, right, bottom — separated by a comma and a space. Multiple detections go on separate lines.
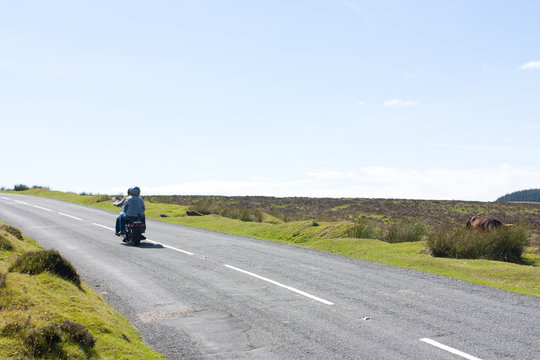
131, 187, 141, 196
127, 188, 132, 195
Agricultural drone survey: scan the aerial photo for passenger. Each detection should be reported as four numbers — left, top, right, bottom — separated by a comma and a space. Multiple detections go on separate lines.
114, 187, 146, 235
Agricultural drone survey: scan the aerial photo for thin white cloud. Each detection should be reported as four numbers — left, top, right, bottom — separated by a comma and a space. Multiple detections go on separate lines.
519, 61, 540, 70
357, 101, 365, 106
343, 1, 362, 13
384, 99, 420, 107
104, 165, 540, 202
521, 124, 540, 129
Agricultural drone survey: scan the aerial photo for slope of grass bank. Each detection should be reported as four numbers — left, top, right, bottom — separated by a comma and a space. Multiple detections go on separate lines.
4, 188, 539, 297
0, 221, 164, 359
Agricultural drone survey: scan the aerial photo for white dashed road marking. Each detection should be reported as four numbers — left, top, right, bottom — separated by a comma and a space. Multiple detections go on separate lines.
92, 223, 115, 231
33, 205, 52, 212
420, 338, 482, 360
145, 239, 194, 256
224, 264, 335, 306
57, 212, 83, 221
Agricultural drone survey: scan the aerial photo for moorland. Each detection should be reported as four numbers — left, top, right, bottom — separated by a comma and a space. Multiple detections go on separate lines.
2, 187, 540, 297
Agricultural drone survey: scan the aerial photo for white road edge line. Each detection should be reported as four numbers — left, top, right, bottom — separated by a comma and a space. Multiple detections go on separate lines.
420, 338, 482, 360
92, 223, 115, 231
57, 212, 83, 221
145, 239, 194, 256
224, 264, 335, 306
33, 205, 52, 212
14, 200, 29, 205
0, 197, 10, 200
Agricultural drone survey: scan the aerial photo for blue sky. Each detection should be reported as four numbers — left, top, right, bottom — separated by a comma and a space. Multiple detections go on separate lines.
1, 0, 539, 201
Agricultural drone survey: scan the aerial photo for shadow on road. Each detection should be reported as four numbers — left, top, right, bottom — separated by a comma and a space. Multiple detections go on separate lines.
120, 242, 164, 249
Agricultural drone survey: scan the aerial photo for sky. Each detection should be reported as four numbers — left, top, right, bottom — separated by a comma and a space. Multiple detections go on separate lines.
1, 0, 539, 201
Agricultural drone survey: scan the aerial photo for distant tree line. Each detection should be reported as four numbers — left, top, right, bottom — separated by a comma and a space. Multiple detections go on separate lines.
496, 189, 540, 202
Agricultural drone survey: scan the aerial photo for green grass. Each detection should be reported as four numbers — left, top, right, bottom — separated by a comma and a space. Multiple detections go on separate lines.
4, 188, 540, 297
0, 221, 164, 359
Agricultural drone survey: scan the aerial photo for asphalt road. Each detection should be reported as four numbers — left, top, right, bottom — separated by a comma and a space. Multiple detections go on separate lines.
1, 193, 538, 360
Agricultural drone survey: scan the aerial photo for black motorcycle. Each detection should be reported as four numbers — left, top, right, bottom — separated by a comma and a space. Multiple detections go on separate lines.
122, 216, 146, 246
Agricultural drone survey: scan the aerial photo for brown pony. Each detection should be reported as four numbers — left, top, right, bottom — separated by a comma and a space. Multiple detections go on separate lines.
466, 215, 503, 230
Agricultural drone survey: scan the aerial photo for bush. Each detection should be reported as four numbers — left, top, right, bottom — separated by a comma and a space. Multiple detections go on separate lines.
32, 185, 50, 190
23, 323, 63, 357
96, 195, 110, 202
60, 320, 95, 348
1, 225, 24, 240
348, 219, 380, 239
13, 184, 30, 191
0, 272, 6, 288
426, 225, 530, 263
1, 321, 23, 337
9, 250, 81, 287
383, 220, 426, 243
189, 200, 214, 215
0, 235, 13, 251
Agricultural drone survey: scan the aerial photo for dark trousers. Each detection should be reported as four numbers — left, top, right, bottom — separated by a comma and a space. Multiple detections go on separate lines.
116, 213, 145, 233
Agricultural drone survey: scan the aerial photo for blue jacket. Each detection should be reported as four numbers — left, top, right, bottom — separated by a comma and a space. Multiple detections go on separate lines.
123, 195, 145, 217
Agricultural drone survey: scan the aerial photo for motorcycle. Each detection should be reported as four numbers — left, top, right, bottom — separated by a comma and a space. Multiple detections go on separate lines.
122, 216, 146, 246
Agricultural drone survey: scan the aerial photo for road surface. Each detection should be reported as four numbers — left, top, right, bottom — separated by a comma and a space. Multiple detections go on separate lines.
1, 193, 538, 359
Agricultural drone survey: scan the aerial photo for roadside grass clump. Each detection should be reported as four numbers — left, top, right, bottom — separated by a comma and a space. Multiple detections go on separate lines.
1, 225, 24, 240
9, 250, 81, 287
17, 320, 96, 358
383, 220, 426, 243
426, 225, 530, 263
60, 320, 96, 348
0, 272, 6, 288
23, 323, 63, 357
348, 219, 380, 239
0, 235, 13, 251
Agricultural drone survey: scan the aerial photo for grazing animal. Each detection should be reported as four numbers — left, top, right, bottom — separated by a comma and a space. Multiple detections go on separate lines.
466, 215, 503, 230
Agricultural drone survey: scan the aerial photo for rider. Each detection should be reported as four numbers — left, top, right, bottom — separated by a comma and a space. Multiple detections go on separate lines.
114, 187, 146, 236
114, 188, 132, 235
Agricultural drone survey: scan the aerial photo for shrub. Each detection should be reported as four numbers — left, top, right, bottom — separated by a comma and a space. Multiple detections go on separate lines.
0, 322, 23, 337
0, 235, 13, 251
96, 195, 110, 202
2, 225, 24, 240
23, 323, 62, 357
189, 200, 214, 215
348, 219, 380, 239
383, 220, 426, 243
9, 250, 81, 287
426, 225, 530, 263
0, 272, 6, 288
13, 184, 30, 191
312, 219, 319, 227
60, 320, 95, 348
32, 185, 50, 190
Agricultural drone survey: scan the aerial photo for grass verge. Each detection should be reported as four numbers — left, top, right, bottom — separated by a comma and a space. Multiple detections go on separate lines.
0, 221, 164, 359
3, 188, 540, 297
